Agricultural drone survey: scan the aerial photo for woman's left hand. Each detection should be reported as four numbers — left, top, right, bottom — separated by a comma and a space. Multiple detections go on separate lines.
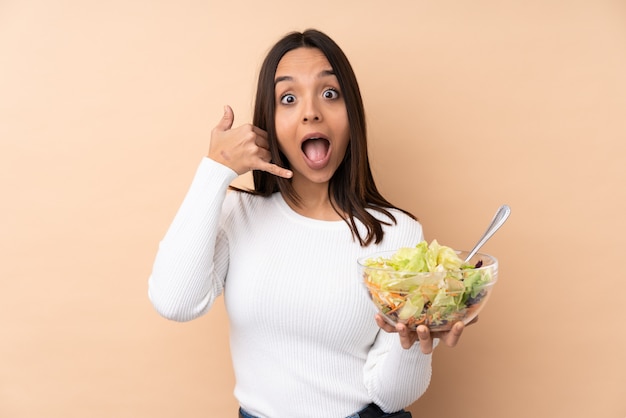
375, 314, 477, 354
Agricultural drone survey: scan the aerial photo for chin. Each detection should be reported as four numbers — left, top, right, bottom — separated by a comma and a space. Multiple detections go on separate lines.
294, 169, 335, 185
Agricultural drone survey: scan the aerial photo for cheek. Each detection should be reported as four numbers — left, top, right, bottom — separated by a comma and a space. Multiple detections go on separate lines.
336, 128, 351, 162
274, 127, 295, 160
331, 105, 350, 138
274, 112, 298, 147
274, 110, 289, 136
335, 117, 351, 150
274, 122, 288, 150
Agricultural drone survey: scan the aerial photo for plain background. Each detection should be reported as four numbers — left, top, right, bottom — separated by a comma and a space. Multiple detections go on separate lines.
1, 1, 625, 417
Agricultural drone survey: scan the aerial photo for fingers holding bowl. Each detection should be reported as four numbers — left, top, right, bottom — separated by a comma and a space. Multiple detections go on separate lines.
375, 313, 475, 354
374, 313, 396, 333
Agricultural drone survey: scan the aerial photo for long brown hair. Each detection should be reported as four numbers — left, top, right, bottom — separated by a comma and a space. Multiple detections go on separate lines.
237, 29, 416, 246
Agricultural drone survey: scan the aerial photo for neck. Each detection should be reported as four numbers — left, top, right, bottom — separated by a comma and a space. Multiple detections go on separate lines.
284, 177, 343, 221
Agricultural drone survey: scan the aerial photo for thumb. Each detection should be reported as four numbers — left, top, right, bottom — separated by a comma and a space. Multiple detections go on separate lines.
214, 105, 234, 131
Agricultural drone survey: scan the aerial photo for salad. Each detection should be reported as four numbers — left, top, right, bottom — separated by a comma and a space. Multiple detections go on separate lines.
361, 240, 495, 331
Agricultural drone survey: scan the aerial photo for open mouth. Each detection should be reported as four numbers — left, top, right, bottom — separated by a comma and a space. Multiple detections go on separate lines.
301, 137, 330, 163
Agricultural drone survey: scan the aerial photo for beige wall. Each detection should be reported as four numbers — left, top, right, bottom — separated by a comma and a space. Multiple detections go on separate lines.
1, 1, 625, 417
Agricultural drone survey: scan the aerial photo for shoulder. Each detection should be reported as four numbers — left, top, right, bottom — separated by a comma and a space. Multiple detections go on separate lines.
374, 207, 424, 248
222, 189, 274, 221
388, 208, 423, 234
368, 206, 420, 228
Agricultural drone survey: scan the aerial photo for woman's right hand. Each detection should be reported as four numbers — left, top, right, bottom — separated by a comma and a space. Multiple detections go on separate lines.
208, 105, 293, 179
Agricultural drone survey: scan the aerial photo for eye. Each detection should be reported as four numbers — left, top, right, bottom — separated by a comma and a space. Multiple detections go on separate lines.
322, 88, 339, 100
280, 94, 296, 105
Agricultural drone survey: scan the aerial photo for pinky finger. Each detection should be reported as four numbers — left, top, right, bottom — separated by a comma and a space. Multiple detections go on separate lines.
375, 314, 397, 333
443, 321, 465, 347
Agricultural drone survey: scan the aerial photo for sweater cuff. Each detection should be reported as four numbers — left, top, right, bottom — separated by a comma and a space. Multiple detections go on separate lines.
199, 157, 239, 182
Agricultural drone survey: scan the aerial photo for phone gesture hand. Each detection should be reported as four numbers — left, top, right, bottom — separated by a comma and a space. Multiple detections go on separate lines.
208, 105, 292, 179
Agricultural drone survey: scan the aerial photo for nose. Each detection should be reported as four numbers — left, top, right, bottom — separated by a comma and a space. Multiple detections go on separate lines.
303, 114, 320, 122
302, 97, 322, 123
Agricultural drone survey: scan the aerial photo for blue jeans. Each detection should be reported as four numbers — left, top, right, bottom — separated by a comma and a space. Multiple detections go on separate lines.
239, 409, 362, 418
238, 408, 258, 418
238, 404, 410, 418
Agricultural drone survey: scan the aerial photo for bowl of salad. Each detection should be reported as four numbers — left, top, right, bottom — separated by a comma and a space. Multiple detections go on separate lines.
358, 240, 498, 332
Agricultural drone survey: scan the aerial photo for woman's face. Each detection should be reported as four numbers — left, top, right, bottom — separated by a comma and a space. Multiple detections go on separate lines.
274, 47, 350, 188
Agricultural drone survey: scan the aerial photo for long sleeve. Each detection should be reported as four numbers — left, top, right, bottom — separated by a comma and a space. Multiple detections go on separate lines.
361, 225, 438, 413
364, 331, 438, 412
148, 160, 437, 417
148, 157, 238, 322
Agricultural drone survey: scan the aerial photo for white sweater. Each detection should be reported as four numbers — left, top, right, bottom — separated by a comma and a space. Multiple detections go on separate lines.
148, 157, 434, 418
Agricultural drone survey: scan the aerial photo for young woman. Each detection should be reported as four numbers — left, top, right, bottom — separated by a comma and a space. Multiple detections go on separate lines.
148, 29, 467, 418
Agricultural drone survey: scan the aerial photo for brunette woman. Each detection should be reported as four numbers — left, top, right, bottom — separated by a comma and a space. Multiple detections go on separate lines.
149, 29, 467, 418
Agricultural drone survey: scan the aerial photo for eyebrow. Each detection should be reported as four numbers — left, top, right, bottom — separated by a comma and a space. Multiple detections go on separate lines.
274, 69, 336, 85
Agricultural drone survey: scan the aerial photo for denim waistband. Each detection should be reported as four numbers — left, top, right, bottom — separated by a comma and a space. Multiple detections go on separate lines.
238, 408, 257, 418
238, 403, 409, 418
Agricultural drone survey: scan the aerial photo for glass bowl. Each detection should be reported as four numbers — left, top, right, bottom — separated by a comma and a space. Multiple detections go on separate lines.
357, 250, 498, 332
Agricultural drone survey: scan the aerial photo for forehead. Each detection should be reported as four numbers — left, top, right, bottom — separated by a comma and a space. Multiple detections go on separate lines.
275, 47, 333, 77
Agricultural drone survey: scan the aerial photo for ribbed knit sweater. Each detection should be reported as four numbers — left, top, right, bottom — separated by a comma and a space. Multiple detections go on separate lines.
148, 157, 435, 418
